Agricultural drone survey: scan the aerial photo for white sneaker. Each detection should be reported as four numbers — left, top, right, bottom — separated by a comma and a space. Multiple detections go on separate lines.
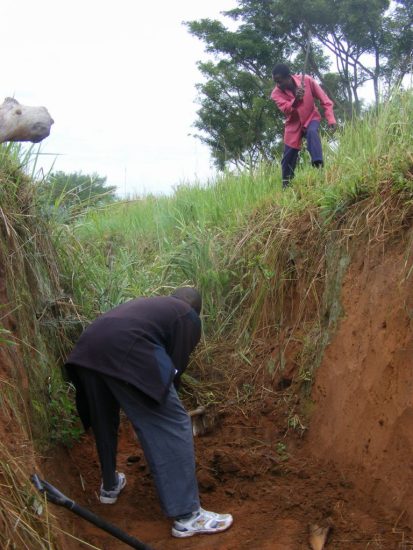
172, 507, 233, 538
99, 472, 126, 504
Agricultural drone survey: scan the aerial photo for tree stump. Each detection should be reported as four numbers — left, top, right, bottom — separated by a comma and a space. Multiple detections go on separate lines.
0, 97, 54, 143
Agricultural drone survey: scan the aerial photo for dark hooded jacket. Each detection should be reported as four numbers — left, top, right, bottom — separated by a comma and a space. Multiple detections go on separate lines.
66, 296, 201, 428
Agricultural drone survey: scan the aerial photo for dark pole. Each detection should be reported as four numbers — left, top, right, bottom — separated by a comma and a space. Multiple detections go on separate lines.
31, 474, 153, 550
301, 30, 312, 88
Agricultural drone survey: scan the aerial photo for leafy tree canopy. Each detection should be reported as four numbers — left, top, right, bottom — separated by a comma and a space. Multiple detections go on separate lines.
186, 0, 412, 169
36, 171, 117, 219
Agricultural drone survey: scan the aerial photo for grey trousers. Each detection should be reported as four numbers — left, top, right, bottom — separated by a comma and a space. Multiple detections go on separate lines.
73, 367, 200, 517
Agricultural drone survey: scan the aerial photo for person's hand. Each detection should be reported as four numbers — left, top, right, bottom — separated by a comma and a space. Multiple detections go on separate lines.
328, 123, 337, 133
295, 86, 305, 101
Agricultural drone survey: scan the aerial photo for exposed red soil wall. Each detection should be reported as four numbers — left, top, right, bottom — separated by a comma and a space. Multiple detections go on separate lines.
310, 240, 413, 527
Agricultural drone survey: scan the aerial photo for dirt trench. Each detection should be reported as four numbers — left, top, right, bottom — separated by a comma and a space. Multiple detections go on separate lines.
43, 400, 411, 550
40, 230, 413, 549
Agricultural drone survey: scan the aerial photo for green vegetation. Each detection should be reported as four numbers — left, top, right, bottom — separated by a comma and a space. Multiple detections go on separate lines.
0, 88, 412, 548
36, 170, 117, 221
0, 144, 80, 548
55, 90, 413, 327
0, 145, 76, 441
45, 90, 413, 406
186, 0, 412, 167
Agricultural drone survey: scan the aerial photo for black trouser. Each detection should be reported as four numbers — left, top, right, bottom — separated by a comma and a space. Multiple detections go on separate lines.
281, 120, 324, 188
73, 367, 200, 517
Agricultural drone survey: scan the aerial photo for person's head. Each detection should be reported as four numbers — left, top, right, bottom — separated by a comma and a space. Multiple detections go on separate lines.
171, 287, 202, 315
272, 63, 292, 90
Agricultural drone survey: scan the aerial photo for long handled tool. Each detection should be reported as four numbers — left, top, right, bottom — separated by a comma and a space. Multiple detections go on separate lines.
189, 405, 207, 436
31, 474, 153, 550
301, 30, 312, 88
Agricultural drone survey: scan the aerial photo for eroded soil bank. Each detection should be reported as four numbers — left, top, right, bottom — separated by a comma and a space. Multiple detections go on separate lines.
310, 240, 413, 531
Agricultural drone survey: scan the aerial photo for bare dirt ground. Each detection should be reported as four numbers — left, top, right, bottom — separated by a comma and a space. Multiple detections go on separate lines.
42, 392, 412, 550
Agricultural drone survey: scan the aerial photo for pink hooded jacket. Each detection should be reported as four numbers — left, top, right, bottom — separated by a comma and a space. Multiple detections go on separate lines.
271, 74, 336, 149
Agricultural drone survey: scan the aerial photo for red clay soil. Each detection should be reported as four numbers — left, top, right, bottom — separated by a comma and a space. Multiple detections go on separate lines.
42, 393, 412, 550
310, 242, 413, 533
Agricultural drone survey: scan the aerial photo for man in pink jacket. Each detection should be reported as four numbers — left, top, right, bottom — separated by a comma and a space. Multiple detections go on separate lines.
271, 63, 337, 188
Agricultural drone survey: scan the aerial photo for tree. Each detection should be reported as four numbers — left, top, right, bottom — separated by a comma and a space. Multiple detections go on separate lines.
186, 14, 332, 169
186, 0, 411, 168
36, 171, 117, 218
194, 59, 282, 169
225, 0, 392, 109
297, 0, 392, 107
385, 0, 413, 85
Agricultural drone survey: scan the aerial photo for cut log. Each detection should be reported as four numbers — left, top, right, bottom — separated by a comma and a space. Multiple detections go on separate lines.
0, 97, 54, 143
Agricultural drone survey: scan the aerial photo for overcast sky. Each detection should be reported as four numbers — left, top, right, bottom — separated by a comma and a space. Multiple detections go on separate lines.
1, 1, 237, 196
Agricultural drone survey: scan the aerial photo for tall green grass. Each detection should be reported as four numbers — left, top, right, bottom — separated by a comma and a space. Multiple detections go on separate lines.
52, 164, 278, 328
0, 144, 84, 548
55, 91, 413, 334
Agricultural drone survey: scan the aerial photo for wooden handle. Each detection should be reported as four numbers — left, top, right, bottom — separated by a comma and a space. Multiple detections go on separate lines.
188, 406, 206, 418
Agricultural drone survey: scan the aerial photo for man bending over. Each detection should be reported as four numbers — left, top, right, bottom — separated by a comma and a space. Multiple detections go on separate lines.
66, 287, 233, 539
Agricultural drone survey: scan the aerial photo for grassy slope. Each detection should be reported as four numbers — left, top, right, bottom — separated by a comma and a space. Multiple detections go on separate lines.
0, 144, 72, 547
57, 91, 413, 333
